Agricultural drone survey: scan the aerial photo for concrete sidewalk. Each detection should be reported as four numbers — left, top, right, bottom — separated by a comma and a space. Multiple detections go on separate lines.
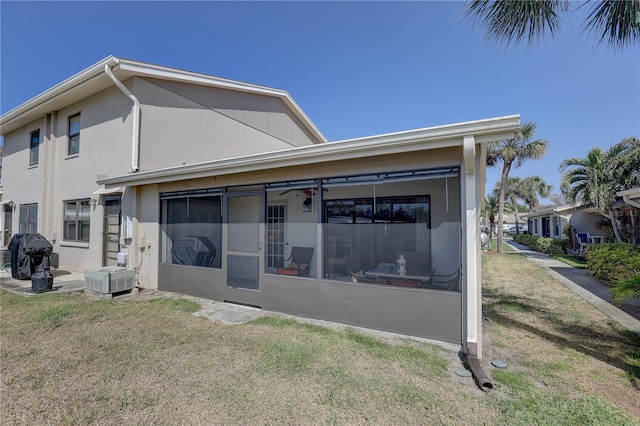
505, 240, 640, 335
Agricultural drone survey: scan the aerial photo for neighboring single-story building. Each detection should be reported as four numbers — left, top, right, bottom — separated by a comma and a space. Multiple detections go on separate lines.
0, 56, 520, 357
523, 203, 606, 246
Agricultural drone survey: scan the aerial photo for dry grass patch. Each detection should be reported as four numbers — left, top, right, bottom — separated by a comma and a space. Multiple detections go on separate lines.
482, 252, 640, 421
1, 290, 494, 425
2, 249, 639, 425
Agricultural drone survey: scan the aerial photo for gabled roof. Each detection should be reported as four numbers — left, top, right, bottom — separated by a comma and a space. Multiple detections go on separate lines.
97, 115, 521, 187
0, 55, 327, 143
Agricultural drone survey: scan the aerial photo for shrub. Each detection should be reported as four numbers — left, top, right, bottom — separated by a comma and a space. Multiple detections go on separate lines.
610, 271, 640, 302
586, 243, 640, 283
513, 234, 568, 255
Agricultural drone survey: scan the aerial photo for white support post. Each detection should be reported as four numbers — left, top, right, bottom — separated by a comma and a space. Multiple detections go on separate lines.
462, 135, 480, 356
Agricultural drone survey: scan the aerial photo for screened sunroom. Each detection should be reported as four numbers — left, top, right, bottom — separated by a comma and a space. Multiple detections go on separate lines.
102, 115, 520, 347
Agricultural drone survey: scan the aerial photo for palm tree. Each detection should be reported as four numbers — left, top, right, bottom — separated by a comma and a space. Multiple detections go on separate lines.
487, 122, 549, 252
520, 175, 553, 211
464, 0, 640, 51
559, 137, 640, 243
484, 192, 500, 248
493, 177, 527, 234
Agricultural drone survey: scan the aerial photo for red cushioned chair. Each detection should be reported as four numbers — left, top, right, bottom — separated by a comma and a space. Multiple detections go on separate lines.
276, 247, 314, 277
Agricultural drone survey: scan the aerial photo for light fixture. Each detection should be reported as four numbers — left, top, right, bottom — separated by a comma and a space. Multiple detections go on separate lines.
302, 197, 312, 212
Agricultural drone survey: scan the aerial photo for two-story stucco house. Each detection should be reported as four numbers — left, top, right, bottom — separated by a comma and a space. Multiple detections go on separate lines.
1, 56, 520, 360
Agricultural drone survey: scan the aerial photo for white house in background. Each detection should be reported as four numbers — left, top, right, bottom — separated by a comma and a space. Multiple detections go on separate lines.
523, 203, 606, 245
0, 56, 520, 358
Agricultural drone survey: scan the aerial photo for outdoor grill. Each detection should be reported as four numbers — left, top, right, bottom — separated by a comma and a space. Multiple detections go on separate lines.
8, 233, 55, 293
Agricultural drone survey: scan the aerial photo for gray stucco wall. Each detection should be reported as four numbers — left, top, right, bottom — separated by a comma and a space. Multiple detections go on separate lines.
131, 77, 322, 171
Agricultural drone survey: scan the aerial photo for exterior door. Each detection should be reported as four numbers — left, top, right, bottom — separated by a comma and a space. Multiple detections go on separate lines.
225, 192, 263, 307
103, 196, 121, 266
266, 204, 286, 273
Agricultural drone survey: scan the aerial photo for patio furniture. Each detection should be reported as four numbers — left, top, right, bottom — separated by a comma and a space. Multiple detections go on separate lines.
277, 246, 314, 277
576, 233, 591, 258
365, 263, 433, 287
344, 254, 379, 283
430, 268, 460, 291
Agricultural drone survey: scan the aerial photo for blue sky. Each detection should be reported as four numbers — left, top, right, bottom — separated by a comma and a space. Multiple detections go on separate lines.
2, 1, 638, 201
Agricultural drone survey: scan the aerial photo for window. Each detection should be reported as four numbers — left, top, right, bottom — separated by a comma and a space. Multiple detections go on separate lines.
160, 190, 222, 268
68, 113, 81, 156
321, 168, 461, 290
64, 199, 90, 242
19, 204, 38, 233
30, 130, 40, 166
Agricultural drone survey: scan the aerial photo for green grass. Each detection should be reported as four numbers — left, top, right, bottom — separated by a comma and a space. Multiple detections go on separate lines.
550, 254, 588, 269
3, 247, 640, 425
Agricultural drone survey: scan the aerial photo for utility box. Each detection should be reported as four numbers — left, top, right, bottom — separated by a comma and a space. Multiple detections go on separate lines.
84, 266, 136, 294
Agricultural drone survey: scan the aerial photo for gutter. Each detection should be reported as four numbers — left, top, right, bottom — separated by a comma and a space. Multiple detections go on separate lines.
622, 195, 640, 209
104, 62, 140, 172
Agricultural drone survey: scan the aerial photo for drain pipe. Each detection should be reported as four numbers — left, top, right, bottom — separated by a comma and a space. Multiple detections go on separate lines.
463, 345, 493, 392
104, 63, 140, 172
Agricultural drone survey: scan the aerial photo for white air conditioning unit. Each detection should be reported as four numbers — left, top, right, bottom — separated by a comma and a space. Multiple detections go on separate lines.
84, 266, 136, 294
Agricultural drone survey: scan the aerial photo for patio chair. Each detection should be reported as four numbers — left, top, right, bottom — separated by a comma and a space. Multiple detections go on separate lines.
429, 268, 460, 291
576, 233, 591, 259
277, 246, 314, 277
343, 254, 378, 283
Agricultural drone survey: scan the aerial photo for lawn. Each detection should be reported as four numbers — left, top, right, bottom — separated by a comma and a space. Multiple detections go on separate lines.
1, 250, 639, 425
549, 254, 589, 269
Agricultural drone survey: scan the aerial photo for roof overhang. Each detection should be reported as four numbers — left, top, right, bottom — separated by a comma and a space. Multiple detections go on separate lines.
522, 202, 587, 219
92, 186, 124, 196
1, 56, 327, 144
97, 114, 520, 187
617, 187, 640, 208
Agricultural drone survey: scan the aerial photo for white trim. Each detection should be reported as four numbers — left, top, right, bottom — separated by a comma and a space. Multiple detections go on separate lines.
92, 187, 124, 196
1, 56, 328, 144
98, 115, 520, 187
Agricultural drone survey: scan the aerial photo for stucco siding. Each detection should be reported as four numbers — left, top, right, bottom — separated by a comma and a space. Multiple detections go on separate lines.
1, 86, 135, 272
130, 77, 320, 171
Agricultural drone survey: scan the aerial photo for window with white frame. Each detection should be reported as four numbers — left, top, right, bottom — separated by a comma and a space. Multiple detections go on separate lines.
64, 199, 90, 242
30, 130, 40, 166
68, 113, 81, 156
19, 204, 38, 233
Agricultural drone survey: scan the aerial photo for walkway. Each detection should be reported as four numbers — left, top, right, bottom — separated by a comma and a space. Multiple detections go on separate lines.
505, 240, 640, 335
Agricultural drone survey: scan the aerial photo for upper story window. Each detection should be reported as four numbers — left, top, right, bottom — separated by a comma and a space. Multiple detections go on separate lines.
19, 203, 38, 234
63, 199, 90, 242
68, 113, 81, 156
30, 130, 40, 166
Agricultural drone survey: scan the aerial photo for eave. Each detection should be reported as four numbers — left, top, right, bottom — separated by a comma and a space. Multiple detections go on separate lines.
97, 115, 520, 187
1, 56, 327, 144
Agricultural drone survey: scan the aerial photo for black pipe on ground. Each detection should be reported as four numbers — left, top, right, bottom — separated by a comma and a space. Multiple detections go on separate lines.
466, 353, 494, 392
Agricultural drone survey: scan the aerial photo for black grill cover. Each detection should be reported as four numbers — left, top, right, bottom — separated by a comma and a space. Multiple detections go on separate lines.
22, 233, 53, 256
171, 236, 216, 267
8, 233, 53, 280
31, 269, 53, 293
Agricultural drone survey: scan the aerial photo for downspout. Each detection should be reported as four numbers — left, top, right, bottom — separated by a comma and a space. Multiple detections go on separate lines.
104, 63, 140, 172
462, 135, 494, 392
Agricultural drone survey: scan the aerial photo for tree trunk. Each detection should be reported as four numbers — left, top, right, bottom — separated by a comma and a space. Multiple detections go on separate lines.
607, 206, 624, 243
497, 162, 512, 253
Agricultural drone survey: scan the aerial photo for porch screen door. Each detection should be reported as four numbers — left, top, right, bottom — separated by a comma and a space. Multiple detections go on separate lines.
225, 192, 263, 307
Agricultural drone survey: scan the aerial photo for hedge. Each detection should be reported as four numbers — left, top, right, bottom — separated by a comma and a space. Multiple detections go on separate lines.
585, 243, 640, 283
512, 234, 569, 255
